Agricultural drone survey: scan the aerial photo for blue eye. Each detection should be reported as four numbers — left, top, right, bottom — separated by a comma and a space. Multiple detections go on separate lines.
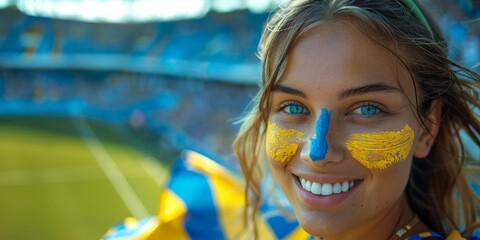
352, 103, 382, 116
360, 105, 378, 115
287, 104, 306, 114
278, 101, 309, 115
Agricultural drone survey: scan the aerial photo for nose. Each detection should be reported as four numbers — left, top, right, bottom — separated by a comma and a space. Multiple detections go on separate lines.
309, 108, 330, 161
300, 109, 344, 165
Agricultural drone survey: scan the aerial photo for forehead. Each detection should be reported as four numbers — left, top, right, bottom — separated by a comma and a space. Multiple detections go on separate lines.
278, 20, 414, 99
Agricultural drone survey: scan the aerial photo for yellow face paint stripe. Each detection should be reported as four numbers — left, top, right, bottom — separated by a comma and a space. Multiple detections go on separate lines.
346, 124, 415, 169
266, 122, 304, 163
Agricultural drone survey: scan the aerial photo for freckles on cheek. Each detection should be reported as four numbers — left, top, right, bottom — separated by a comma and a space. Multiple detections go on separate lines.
346, 124, 415, 169
266, 122, 304, 163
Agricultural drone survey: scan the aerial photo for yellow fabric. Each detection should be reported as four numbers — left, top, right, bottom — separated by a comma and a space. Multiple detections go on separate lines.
446, 230, 466, 240
104, 150, 310, 239
185, 151, 277, 239
157, 189, 186, 222
154, 189, 189, 240
285, 225, 311, 240
184, 151, 242, 183
418, 232, 434, 237
187, 152, 245, 238
185, 151, 309, 239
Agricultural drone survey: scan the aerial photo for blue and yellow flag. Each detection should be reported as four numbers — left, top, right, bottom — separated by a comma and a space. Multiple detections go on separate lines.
103, 150, 309, 239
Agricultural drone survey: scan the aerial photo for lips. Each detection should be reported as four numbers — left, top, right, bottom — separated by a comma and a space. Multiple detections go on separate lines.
296, 176, 362, 196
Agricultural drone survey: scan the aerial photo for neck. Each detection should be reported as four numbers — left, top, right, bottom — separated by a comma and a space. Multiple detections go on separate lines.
383, 195, 419, 239
320, 195, 416, 240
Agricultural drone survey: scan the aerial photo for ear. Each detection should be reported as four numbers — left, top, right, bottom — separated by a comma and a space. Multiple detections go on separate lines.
414, 98, 443, 158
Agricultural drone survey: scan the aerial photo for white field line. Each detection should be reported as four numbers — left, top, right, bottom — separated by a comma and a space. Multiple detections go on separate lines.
71, 117, 149, 219
0, 165, 102, 186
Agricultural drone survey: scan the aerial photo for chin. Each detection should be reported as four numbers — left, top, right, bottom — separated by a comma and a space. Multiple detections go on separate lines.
299, 223, 340, 239
295, 209, 347, 238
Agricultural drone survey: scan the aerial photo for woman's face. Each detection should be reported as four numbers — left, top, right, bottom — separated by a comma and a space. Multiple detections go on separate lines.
266, 21, 425, 238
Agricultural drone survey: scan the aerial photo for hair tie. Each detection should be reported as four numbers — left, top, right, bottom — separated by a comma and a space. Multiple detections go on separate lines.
399, 0, 435, 39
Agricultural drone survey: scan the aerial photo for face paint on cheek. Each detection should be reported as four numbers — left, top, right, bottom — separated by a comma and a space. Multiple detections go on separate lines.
346, 124, 415, 169
266, 122, 304, 162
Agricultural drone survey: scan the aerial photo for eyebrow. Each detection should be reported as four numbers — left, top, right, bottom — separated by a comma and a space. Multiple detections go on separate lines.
273, 83, 401, 99
339, 83, 401, 99
272, 85, 307, 98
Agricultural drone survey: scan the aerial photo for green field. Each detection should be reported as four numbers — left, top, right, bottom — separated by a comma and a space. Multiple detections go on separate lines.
0, 116, 174, 240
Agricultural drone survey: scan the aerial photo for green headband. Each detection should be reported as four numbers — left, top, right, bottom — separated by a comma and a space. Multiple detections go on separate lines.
400, 0, 434, 39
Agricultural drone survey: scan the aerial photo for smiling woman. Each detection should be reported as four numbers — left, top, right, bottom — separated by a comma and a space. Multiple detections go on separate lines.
233, 0, 480, 239
265, 21, 430, 238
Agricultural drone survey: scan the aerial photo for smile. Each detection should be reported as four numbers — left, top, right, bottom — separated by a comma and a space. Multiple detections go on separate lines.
299, 177, 361, 196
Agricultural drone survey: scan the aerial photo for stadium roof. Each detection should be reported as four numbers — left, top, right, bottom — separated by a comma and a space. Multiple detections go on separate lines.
0, 0, 287, 23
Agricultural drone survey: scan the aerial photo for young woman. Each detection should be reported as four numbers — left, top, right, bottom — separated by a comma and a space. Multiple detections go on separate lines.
234, 0, 480, 239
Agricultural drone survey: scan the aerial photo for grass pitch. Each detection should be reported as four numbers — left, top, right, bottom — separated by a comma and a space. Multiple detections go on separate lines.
0, 116, 172, 240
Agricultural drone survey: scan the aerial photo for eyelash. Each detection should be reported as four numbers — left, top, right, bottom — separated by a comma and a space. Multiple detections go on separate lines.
350, 102, 386, 116
275, 101, 386, 117
276, 101, 309, 115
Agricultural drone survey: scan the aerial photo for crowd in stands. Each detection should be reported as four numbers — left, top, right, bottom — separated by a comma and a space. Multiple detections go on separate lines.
0, 1, 478, 162
0, 2, 478, 71
0, 8, 265, 83
0, 69, 257, 162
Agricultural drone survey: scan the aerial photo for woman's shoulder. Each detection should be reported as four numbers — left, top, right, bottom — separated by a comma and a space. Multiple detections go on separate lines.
407, 230, 480, 240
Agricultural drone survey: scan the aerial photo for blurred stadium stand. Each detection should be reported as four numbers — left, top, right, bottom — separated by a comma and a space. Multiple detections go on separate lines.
0, 1, 478, 161
0, 7, 266, 163
0, 8, 264, 83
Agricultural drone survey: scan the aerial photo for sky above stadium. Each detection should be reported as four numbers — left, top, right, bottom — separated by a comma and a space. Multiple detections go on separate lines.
0, 0, 288, 22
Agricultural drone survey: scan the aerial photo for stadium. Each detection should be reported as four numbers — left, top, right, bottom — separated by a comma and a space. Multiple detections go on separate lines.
0, 0, 478, 239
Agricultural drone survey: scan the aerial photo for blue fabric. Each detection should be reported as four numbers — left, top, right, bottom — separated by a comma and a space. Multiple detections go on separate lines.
168, 157, 225, 239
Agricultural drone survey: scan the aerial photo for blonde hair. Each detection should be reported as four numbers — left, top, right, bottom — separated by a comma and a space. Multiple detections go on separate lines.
233, 0, 480, 238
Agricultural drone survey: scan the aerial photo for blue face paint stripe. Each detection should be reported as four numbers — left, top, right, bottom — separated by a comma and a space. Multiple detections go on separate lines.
310, 108, 331, 161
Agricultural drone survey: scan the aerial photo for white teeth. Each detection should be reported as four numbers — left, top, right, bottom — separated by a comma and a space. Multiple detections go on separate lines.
341, 182, 349, 192
311, 182, 321, 194
305, 180, 312, 191
333, 183, 341, 194
300, 178, 358, 196
322, 183, 333, 196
